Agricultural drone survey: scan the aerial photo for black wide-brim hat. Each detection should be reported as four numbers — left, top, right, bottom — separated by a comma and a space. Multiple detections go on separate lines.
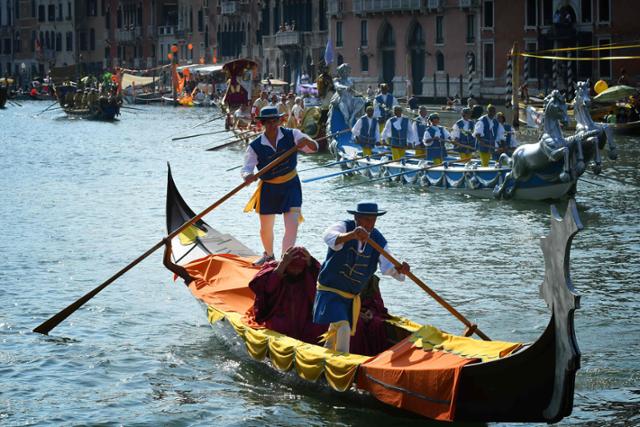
256, 106, 285, 121
347, 201, 387, 216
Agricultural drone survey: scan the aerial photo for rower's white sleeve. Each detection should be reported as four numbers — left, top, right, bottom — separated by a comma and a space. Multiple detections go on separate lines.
443, 128, 452, 140
323, 222, 348, 251
392, 97, 399, 107
451, 123, 461, 140
510, 132, 519, 147
408, 121, 418, 145
374, 120, 381, 143
380, 119, 392, 141
241, 145, 259, 178
351, 118, 363, 138
379, 244, 405, 281
496, 124, 505, 143
292, 128, 318, 153
473, 119, 484, 138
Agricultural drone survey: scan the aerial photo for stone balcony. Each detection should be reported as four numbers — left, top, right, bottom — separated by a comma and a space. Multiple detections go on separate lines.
352, 0, 422, 14
158, 26, 176, 37
275, 31, 301, 47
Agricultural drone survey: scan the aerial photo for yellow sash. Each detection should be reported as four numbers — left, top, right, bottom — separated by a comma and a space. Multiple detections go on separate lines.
244, 169, 304, 222
317, 283, 361, 336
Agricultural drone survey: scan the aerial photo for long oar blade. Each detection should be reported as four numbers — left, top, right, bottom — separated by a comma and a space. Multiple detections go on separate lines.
364, 238, 491, 341
33, 145, 299, 335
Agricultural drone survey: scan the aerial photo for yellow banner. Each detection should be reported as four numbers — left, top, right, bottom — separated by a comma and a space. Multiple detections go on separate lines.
521, 53, 640, 61
536, 42, 640, 54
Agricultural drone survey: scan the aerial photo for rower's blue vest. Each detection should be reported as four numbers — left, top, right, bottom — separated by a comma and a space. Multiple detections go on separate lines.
416, 118, 428, 142
375, 93, 394, 110
455, 119, 475, 152
318, 220, 387, 295
389, 117, 409, 147
477, 115, 499, 153
502, 123, 512, 147
358, 115, 377, 145
425, 126, 446, 160
249, 128, 297, 180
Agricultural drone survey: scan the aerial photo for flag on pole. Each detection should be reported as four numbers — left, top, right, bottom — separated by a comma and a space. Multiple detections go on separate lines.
324, 38, 334, 65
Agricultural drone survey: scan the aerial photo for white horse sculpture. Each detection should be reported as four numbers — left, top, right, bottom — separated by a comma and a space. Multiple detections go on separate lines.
573, 80, 617, 174
494, 90, 573, 198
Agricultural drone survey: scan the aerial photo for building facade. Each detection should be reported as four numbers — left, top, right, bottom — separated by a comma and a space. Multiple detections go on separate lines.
327, 0, 640, 100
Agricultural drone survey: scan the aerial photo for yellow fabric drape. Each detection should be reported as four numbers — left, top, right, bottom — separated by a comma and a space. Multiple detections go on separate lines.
536, 42, 640, 53
316, 283, 361, 336
243, 169, 304, 223
521, 52, 640, 61
410, 325, 523, 362
178, 224, 207, 245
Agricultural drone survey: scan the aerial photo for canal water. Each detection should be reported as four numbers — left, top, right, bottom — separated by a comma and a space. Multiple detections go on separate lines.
1, 102, 638, 426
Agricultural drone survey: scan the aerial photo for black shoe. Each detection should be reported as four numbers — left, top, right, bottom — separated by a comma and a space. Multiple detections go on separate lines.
253, 252, 275, 266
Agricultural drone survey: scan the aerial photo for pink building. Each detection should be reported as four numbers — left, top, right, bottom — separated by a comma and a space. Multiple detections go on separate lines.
327, 0, 640, 101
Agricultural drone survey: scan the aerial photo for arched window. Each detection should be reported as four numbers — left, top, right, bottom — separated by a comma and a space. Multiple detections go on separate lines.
436, 51, 445, 72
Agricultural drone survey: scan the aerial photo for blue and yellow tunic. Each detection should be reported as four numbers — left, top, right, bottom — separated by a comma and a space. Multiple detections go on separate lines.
477, 116, 500, 154
245, 128, 302, 215
357, 115, 378, 147
454, 119, 475, 154
313, 220, 387, 329
425, 125, 447, 161
389, 117, 409, 148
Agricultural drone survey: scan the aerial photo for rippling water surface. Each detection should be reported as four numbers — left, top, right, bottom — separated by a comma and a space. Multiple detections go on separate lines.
1, 102, 639, 426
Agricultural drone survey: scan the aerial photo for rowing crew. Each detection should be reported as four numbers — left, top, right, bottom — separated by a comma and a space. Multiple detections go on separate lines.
352, 104, 519, 166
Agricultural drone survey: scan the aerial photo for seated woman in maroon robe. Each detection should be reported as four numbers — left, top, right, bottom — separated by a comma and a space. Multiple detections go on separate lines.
248, 246, 327, 344
349, 275, 391, 356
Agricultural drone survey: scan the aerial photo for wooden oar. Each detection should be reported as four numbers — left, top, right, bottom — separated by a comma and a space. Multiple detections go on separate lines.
364, 237, 490, 341
8, 99, 23, 107
33, 144, 300, 336
302, 155, 420, 183
206, 132, 258, 151
334, 157, 473, 190
299, 150, 391, 172
171, 127, 240, 142
192, 114, 226, 129
35, 101, 59, 115
121, 106, 144, 111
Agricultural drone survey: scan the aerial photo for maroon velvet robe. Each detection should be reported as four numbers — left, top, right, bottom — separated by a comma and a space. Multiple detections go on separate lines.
248, 258, 327, 344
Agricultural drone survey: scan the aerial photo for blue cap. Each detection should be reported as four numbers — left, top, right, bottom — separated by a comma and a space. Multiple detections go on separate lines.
256, 106, 284, 121
347, 201, 387, 216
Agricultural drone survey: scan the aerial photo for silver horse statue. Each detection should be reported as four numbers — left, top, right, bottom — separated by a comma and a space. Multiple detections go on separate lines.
494, 90, 574, 199
329, 63, 366, 129
573, 80, 617, 174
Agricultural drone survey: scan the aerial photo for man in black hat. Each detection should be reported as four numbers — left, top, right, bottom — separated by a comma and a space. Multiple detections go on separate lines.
242, 106, 319, 266
312, 201, 410, 353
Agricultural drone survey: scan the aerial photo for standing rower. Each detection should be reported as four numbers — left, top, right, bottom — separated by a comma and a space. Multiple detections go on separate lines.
242, 106, 319, 265
473, 104, 504, 167
411, 106, 430, 158
450, 107, 475, 161
313, 201, 410, 353
374, 83, 398, 126
351, 106, 380, 156
423, 113, 450, 165
381, 105, 416, 160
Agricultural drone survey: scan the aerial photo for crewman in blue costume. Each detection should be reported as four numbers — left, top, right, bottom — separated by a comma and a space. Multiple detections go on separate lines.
473, 104, 504, 167
373, 83, 398, 126
423, 113, 451, 165
450, 107, 476, 161
312, 201, 410, 353
381, 105, 416, 160
351, 106, 380, 156
495, 112, 518, 160
242, 106, 319, 265
411, 106, 430, 158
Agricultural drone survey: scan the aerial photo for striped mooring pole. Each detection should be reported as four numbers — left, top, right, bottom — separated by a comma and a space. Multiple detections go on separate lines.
467, 53, 474, 98
566, 52, 574, 101
505, 51, 513, 108
552, 59, 558, 91
523, 55, 529, 84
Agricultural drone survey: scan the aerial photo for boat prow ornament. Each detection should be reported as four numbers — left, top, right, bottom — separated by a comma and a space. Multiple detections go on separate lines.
539, 198, 582, 422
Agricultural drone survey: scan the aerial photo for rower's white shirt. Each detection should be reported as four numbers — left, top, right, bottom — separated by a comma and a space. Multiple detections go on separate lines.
381, 116, 418, 145
291, 104, 304, 121
450, 119, 473, 140
241, 128, 318, 178
422, 125, 451, 145
323, 222, 405, 281
373, 94, 399, 119
473, 115, 506, 144
411, 115, 429, 146
351, 115, 381, 143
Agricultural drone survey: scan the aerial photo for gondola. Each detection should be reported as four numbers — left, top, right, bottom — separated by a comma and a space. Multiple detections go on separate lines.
61, 99, 121, 121
164, 167, 581, 423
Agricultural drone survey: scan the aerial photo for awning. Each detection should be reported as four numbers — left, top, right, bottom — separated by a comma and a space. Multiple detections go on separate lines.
121, 73, 156, 88
177, 64, 224, 75
261, 78, 289, 86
